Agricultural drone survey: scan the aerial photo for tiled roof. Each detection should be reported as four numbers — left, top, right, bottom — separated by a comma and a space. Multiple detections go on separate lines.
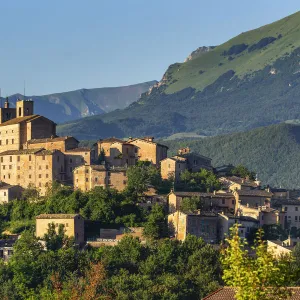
28, 136, 79, 144
177, 152, 212, 161
237, 189, 273, 197
98, 137, 125, 143
0, 184, 17, 190
35, 149, 57, 155
0, 115, 54, 126
65, 147, 91, 152
220, 213, 259, 222
272, 199, 300, 206
128, 138, 169, 149
36, 214, 82, 219
0, 148, 44, 156
171, 191, 234, 198
203, 287, 300, 299
225, 176, 258, 187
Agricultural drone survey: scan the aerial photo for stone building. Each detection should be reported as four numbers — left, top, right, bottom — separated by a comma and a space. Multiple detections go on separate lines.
161, 148, 212, 183
234, 189, 273, 208
127, 137, 168, 166
74, 165, 127, 192
35, 214, 84, 244
168, 191, 236, 214
168, 210, 218, 243
220, 176, 260, 192
218, 213, 259, 240
96, 138, 137, 167
0, 99, 94, 194
0, 148, 65, 196
0, 183, 23, 203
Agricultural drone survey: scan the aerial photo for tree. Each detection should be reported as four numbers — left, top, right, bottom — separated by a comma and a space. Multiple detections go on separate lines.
44, 223, 73, 251
230, 164, 256, 180
221, 224, 293, 300
143, 204, 167, 240
180, 196, 202, 213
98, 148, 106, 165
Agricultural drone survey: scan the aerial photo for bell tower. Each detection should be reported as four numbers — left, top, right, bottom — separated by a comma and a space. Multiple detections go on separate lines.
16, 99, 34, 117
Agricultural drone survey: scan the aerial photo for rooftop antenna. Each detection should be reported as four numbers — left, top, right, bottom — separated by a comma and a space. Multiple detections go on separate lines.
23, 80, 26, 100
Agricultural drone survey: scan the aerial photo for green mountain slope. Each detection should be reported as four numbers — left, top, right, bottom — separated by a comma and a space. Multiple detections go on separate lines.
4, 81, 156, 124
163, 123, 300, 189
57, 11, 300, 139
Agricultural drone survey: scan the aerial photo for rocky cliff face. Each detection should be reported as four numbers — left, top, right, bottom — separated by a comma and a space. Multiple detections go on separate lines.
184, 46, 217, 62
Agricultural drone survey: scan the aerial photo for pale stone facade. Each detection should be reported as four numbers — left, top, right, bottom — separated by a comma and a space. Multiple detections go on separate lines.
168, 211, 218, 243
127, 137, 168, 166
36, 214, 84, 244
0, 184, 23, 203
74, 165, 127, 192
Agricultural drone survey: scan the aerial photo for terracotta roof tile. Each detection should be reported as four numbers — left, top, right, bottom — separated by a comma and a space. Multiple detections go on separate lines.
0, 148, 44, 156
203, 287, 300, 299
172, 191, 234, 198
28, 136, 79, 144
237, 189, 273, 197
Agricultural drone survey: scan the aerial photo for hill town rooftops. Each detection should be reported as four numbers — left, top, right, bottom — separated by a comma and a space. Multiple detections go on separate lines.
224, 176, 258, 187
128, 137, 169, 149
65, 147, 91, 152
0, 148, 45, 156
98, 138, 125, 143
236, 189, 273, 197
170, 191, 234, 198
27, 136, 79, 144
0, 115, 55, 126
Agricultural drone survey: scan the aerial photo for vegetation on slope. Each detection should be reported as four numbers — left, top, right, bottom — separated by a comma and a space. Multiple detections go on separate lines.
57, 12, 300, 139
164, 123, 300, 189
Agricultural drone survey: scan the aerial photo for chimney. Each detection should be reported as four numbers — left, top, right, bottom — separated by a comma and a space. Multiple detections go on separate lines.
4, 97, 9, 108
144, 136, 154, 142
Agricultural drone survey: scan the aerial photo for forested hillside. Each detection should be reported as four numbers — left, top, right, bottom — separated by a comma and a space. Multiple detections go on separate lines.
164, 123, 300, 189
57, 12, 300, 139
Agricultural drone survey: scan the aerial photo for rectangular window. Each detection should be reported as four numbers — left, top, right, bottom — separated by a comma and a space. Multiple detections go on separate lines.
9, 165, 12, 169
232, 200, 235, 205
0, 140, 2, 145
17, 156, 20, 162
17, 175, 20, 179
95, 177, 98, 182
29, 175, 31, 179
0, 157, 2, 163
29, 166, 32, 170
69, 158, 73, 163
296, 216, 298, 221
4, 192, 6, 196
296, 207, 299, 211
3, 175, 5, 179
12, 139, 14, 144
285, 207, 288, 212
9, 156, 12, 162
8, 174, 10, 179
46, 165, 48, 170
39, 174, 42, 178
46, 174, 49, 178
29, 155, 31, 161
42, 155, 45, 160
6, 139, 8, 145
2, 165, 5, 170
86, 178, 88, 182
39, 182, 41, 187
66, 223, 69, 227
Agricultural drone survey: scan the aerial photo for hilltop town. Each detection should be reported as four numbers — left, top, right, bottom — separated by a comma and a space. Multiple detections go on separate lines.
0, 98, 298, 255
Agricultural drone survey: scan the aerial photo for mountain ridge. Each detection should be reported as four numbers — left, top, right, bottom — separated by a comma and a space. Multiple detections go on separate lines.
57, 11, 300, 139
3, 80, 157, 124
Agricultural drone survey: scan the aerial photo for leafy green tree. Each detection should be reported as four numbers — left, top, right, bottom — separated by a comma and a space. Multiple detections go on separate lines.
230, 164, 256, 180
179, 196, 202, 213
44, 223, 73, 251
221, 224, 293, 300
97, 148, 106, 165
143, 204, 167, 239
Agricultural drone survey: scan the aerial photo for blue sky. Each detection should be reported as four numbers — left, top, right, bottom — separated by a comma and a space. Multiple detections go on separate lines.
0, 0, 299, 96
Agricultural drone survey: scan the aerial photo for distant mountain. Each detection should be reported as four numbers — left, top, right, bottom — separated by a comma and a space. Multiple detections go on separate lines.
3, 81, 157, 123
57, 11, 300, 139
163, 123, 300, 189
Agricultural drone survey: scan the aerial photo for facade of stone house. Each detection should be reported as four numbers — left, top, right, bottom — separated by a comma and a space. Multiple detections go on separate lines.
127, 137, 168, 166
160, 156, 187, 182
234, 189, 272, 208
0, 184, 23, 203
168, 191, 236, 214
168, 211, 218, 243
36, 214, 85, 244
218, 213, 259, 240
73, 165, 127, 192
